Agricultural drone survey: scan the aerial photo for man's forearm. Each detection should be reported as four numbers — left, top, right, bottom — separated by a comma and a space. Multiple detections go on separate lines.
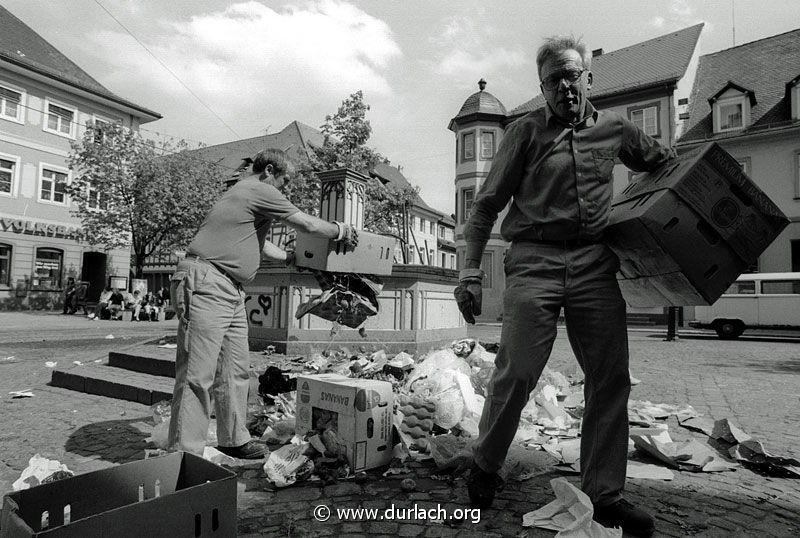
261, 240, 289, 261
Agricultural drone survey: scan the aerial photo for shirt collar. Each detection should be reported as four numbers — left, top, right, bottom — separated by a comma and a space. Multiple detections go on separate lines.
545, 100, 598, 128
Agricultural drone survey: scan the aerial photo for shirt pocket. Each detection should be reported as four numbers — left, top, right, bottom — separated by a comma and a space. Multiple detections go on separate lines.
592, 149, 616, 183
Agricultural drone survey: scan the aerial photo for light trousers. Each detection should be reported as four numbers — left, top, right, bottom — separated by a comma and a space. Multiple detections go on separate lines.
473, 242, 631, 506
167, 258, 252, 455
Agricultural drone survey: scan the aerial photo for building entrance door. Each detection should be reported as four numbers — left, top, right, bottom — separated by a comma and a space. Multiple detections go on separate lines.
81, 251, 107, 302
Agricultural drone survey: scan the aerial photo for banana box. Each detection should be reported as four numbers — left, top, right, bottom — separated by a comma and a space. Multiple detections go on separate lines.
294, 374, 394, 471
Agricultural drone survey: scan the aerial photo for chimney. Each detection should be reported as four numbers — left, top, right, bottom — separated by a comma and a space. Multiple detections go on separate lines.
592, 48, 604, 58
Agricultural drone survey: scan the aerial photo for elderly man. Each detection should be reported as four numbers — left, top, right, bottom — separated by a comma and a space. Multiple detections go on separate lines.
168, 148, 357, 460
455, 35, 674, 537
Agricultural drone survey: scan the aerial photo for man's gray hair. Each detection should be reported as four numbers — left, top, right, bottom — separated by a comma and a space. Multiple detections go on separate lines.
536, 35, 592, 75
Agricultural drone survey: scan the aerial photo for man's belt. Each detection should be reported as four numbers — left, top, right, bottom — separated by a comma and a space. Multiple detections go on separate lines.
184, 254, 241, 287
516, 237, 604, 248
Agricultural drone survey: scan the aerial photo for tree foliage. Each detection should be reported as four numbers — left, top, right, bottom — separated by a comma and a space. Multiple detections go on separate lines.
67, 123, 225, 278
303, 91, 419, 238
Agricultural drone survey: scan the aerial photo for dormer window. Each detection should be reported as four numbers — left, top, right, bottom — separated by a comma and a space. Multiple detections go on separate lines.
709, 81, 756, 134
788, 75, 800, 121
718, 98, 744, 130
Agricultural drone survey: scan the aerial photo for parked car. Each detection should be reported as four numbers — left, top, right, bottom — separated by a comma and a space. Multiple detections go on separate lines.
690, 272, 800, 338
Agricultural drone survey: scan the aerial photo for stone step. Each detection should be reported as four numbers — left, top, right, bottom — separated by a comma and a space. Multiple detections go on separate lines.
50, 361, 174, 406
108, 350, 176, 378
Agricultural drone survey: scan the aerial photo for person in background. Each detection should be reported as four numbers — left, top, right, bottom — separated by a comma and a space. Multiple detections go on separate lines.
168, 148, 358, 460
108, 288, 125, 320
456, 35, 674, 537
141, 290, 160, 321
126, 290, 144, 321
62, 279, 77, 315
90, 286, 113, 320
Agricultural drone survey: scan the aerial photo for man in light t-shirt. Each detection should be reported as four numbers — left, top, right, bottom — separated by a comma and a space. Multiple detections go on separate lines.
168, 148, 358, 459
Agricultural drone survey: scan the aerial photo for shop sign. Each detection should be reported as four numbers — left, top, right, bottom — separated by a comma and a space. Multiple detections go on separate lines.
0, 217, 81, 239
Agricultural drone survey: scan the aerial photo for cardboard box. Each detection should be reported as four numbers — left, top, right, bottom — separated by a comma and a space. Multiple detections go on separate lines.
295, 374, 394, 471
294, 230, 396, 276
1, 452, 236, 538
607, 142, 789, 307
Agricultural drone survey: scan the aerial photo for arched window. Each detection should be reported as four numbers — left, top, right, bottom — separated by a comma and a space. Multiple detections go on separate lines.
33, 247, 63, 290
0, 243, 11, 287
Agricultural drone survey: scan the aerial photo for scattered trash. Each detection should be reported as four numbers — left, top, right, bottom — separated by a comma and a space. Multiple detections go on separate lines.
428, 434, 472, 473
400, 478, 416, 492
730, 439, 800, 478
263, 441, 314, 487
203, 446, 237, 466
44, 361, 57, 368
1, 356, 17, 363
104, 334, 114, 339
9, 390, 34, 398
630, 431, 737, 472
258, 366, 297, 404
502, 445, 558, 481
260, 419, 296, 445
522, 477, 622, 537
73, 361, 83, 366
13, 455, 74, 491
626, 461, 674, 480
295, 272, 383, 328
541, 438, 581, 474
158, 343, 177, 349
711, 418, 752, 444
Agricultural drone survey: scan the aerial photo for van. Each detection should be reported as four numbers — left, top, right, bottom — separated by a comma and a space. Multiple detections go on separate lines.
689, 272, 800, 338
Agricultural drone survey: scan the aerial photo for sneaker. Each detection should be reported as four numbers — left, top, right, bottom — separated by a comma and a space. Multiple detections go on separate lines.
593, 499, 654, 537
215, 441, 268, 460
466, 463, 504, 509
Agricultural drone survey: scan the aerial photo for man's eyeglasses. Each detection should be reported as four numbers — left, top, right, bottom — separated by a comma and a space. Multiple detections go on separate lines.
541, 69, 586, 91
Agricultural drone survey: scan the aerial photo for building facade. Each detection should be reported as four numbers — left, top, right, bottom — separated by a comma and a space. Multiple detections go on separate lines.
145, 122, 457, 290
450, 24, 704, 321
677, 28, 800, 273
0, 6, 160, 310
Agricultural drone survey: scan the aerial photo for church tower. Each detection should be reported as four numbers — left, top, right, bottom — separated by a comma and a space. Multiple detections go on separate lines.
448, 79, 508, 321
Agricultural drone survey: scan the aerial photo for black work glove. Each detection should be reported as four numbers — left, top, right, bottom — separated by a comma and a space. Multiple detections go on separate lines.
454, 270, 483, 324
334, 222, 359, 249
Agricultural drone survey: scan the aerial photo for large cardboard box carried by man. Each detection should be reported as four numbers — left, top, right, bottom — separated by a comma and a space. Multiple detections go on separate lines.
606, 142, 789, 307
294, 374, 394, 471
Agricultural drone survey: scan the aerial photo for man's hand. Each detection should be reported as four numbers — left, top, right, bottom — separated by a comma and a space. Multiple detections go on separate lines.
454, 269, 484, 324
334, 222, 359, 249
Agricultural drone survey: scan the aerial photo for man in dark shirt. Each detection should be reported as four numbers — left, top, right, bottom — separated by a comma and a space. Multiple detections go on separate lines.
456, 35, 673, 537
168, 148, 357, 460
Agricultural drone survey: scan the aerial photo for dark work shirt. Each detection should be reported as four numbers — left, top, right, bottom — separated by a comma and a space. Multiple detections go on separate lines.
464, 101, 674, 263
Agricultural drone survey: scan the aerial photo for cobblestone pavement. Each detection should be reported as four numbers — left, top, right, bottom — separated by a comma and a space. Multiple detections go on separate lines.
0, 312, 799, 537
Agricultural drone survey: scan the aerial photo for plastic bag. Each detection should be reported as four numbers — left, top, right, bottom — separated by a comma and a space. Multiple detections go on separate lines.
13, 455, 73, 491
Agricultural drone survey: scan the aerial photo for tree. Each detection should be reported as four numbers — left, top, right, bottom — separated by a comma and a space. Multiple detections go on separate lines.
307, 91, 419, 240
67, 122, 225, 278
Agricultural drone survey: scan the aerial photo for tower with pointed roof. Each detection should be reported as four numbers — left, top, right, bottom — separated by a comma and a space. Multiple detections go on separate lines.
448, 79, 508, 320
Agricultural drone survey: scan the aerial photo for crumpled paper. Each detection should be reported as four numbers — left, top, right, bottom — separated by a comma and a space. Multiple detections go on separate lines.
263, 441, 314, 487
522, 477, 622, 537
13, 455, 74, 491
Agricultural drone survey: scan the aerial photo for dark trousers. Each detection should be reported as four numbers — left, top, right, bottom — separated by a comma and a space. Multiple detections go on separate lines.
473, 242, 630, 506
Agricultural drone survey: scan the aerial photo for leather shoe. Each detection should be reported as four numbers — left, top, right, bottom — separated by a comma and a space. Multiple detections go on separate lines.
466, 463, 504, 509
593, 499, 654, 537
216, 441, 268, 460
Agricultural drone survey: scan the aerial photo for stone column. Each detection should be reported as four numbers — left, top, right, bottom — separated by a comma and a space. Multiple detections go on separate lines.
317, 168, 367, 229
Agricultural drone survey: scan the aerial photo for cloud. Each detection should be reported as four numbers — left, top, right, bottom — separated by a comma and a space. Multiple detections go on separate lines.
81, 1, 401, 137
428, 14, 526, 86
649, 0, 699, 29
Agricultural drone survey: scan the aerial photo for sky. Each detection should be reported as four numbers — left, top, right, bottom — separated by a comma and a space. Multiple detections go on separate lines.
4, 0, 800, 214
